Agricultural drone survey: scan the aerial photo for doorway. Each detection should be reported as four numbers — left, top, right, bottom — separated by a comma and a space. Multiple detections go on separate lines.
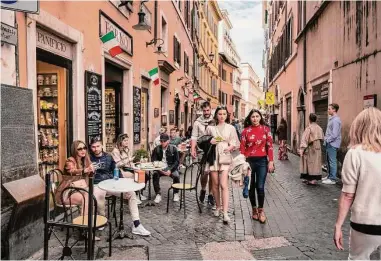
36, 48, 72, 177
105, 62, 123, 152
286, 97, 292, 145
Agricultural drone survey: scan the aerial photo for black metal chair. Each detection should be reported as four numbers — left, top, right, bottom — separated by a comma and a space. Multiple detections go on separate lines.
166, 162, 203, 218
59, 186, 112, 258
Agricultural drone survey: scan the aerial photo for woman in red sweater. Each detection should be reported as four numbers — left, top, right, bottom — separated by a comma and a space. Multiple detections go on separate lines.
240, 109, 274, 223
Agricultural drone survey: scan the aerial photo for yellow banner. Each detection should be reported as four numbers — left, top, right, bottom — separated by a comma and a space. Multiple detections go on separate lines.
265, 92, 275, 105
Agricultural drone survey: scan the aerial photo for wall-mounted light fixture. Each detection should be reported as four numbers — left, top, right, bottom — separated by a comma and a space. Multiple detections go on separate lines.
132, 0, 151, 31
199, 52, 215, 66
146, 38, 165, 55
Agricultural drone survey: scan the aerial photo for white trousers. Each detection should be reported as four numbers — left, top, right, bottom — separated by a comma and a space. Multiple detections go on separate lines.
349, 228, 381, 260
93, 185, 140, 221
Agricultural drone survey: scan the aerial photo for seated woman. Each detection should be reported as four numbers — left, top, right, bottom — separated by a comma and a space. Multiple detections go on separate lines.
111, 134, 148, 203
55, 140, 94, 216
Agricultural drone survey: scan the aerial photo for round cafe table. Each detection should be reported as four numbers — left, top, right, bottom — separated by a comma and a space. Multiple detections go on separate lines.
134, 163, 166, 206
98, 178, 145, 239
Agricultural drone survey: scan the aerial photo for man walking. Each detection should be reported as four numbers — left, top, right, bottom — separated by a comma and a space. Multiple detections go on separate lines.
151, 133, 181, 204
323, 103, 342, 185
191, 101, 215, 207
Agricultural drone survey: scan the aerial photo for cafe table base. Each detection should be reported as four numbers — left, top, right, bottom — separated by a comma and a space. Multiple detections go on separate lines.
143, 171, 156, 207
98, 178, 145, 240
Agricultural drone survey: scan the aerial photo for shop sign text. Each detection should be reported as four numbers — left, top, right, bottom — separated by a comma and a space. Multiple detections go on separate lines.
36, 28, 73, 60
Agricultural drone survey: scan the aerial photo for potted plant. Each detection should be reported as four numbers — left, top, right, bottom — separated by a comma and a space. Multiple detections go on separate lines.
133, 149, 149, 163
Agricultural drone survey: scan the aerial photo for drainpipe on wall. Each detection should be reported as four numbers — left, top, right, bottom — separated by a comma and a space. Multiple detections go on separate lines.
283, 0, 287, 72
302, 0, 307, 133
154, 0, 158, 41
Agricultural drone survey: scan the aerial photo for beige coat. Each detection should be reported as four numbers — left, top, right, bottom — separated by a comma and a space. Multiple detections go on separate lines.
205, 123, 240, 171
299, 123, 324, 176
111, 147, 134, 178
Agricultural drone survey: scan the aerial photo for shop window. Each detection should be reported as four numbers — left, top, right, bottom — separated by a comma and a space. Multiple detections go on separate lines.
222, 69, 226, 81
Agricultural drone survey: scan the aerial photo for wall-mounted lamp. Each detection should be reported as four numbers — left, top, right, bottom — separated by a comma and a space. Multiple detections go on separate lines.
132, 1, 151, 31
199, 52, 215, 66
146, 38, 165, 55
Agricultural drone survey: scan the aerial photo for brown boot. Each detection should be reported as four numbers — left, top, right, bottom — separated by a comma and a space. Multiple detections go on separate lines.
258, 208, 266, 223
252, 207, 259, 220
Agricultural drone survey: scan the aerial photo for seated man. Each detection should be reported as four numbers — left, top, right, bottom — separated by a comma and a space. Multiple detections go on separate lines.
169, 128, 182, 146
151, 133, 180, 204
153, 127, 167, 148
90, 138, 150, 236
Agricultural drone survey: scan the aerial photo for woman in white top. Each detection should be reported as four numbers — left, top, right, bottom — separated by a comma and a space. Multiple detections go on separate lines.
334, 107, 381, 260
206, 106, 240, 224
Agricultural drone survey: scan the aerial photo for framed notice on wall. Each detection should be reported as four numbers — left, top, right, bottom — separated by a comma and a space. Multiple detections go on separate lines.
85, 71, 102, 145
133, 86, 141, 144
169, 110, 175, 124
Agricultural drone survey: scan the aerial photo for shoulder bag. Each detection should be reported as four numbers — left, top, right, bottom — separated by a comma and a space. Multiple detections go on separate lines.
216, 125, 232, 165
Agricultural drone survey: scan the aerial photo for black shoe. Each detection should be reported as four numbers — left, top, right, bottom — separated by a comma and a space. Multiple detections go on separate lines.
207, 194, 215, 206
199, 190, 206, 203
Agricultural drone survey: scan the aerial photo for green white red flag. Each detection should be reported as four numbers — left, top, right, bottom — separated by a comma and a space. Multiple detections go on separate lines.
148, 67, 160, 86
193, 92, 201, 101
100, 31, 123, 57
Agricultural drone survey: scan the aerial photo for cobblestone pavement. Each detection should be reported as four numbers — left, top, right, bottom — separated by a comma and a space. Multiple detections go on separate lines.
33, 146, 378, 260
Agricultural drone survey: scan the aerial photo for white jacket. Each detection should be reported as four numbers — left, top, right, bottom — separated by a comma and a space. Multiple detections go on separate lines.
228, 154, 251, 188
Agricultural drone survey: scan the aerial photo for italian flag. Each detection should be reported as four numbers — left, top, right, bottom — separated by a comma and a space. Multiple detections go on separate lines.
100, 31, 123, 57
148, 67, 160, 86
193, 92, 201, 101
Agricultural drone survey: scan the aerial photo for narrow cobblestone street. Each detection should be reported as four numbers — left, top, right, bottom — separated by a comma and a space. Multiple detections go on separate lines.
33, 145, 364, 260
30, 146, 375, 260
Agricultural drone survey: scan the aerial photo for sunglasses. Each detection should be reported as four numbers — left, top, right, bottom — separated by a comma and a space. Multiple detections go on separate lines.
77, 147, 87, 151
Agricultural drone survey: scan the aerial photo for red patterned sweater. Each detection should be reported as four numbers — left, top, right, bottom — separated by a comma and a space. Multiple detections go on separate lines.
240, 125, 274, 161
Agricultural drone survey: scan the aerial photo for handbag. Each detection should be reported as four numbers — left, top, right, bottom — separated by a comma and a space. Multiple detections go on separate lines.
71, 179, 87, 189
216, 126, 232, 165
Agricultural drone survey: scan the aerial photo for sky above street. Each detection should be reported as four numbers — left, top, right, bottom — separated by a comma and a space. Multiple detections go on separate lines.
218, 0, 264, 80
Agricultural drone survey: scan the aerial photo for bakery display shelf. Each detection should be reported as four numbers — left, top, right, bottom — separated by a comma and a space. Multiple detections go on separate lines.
38, 125, 58, 129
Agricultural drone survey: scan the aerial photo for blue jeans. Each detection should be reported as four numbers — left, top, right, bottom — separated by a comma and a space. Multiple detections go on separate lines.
246, 157, 268, 208
326, 143, 338, 181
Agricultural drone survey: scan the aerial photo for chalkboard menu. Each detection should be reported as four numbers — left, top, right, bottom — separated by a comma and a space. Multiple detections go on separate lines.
133, 86, 141, 144
85, 71, 103, 145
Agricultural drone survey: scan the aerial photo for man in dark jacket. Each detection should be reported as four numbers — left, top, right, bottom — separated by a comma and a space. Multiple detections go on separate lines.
151, 133, 180, 204
90, 138, 150, 236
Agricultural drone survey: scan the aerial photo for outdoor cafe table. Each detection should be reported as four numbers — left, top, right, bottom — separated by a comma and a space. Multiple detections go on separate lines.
98, 178, 145, 239
133, 163, 166, 206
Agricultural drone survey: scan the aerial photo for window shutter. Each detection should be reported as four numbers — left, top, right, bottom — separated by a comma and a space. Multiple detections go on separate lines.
173, 36, 177, 62
178, 42, 181, 65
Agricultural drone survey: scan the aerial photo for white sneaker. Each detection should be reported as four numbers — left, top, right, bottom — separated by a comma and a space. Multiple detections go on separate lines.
214, 209, 220, 217
173, 193, 180, 202
136, 198, 142, 205
140, 194, 147, 201
322, 177, 328, 181
154, 194, 162, 204
322, 179, 336, 185
132, 224, 151, 236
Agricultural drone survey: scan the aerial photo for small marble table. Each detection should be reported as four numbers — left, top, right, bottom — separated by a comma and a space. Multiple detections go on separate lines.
134, 163, 166, 206
98, 178, 145, 239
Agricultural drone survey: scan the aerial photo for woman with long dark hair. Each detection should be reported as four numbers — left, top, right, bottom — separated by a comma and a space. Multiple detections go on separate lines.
55, 140, 94, 215
205, 106, 239, 224
240, 109, 274, 223
276, 118, 288, 160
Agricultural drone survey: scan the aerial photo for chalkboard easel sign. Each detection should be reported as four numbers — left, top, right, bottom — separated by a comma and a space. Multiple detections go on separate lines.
133, 86, 141, 144
85, 71, 103, 145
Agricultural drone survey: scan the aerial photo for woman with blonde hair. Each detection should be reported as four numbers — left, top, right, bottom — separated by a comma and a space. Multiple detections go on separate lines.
334, 107, 381, 259
55, 140, 94, 215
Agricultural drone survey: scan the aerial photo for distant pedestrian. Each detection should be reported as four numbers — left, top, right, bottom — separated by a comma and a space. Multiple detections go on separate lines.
334, 107, 381, 259
185, 126, 192, 140
323, 103, 342, 185
276, 118, 288, 160
299, 113, 324, 185
240, 109, 274, 223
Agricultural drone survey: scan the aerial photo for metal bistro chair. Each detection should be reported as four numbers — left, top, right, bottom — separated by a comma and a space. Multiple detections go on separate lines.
166, 162, 203, 218
60, 186, 112, 258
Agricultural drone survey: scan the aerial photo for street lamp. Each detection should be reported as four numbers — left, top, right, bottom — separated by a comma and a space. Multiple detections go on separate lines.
132, 1, 151, 31
199, 52, 215, 66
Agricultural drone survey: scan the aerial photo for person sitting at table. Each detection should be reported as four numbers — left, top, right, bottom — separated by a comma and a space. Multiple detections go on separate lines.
111, 133, 149, 204
55, 140, 94, 216
169, 128, 182, 146
154, 127, 167, 148
90, 138, 151, 236
151, 133, 181, 204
